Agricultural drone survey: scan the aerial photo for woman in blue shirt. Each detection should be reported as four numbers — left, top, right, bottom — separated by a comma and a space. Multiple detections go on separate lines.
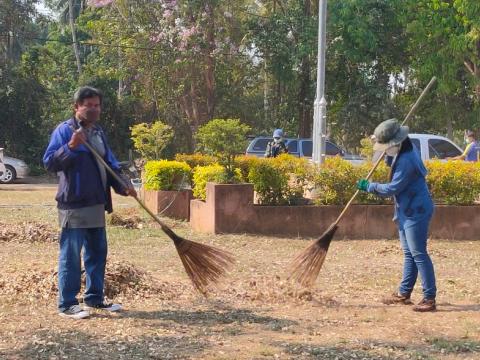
357, 119, 437, 312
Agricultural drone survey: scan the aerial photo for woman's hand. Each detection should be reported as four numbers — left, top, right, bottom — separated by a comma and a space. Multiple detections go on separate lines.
356, 179, 370, 192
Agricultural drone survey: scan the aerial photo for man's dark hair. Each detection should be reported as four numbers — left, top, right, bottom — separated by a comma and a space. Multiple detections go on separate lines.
73, 86, 103, 105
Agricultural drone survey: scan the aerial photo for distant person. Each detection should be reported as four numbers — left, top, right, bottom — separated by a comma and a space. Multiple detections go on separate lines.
265, 129, 288, 158
43, 86, 136, 320
449, 130, 479, 162
357, 118, 437, 312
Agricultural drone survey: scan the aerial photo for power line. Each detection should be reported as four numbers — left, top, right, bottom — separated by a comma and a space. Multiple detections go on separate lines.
0, 33, 257, 59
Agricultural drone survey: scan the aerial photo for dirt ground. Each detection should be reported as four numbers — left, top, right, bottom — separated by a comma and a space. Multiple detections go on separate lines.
1, 188, 480, 359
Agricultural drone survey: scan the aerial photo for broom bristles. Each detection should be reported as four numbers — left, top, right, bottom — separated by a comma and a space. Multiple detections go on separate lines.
161, 225, 235, 295
288, 224, 337, 287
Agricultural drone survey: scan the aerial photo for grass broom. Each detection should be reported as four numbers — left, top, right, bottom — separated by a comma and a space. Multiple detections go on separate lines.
289, 76, 437, 288
77, 127, 235, 295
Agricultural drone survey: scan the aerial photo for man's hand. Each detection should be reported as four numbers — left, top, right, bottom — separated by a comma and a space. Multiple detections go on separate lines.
68, 129, 87, 150
356, 179, 370, 192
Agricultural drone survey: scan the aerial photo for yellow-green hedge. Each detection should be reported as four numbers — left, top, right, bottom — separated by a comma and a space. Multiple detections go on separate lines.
192, 164, 242, 200
248, 154, 312, 205
143, 160, 192, 191
174, 153, 217, 169
426, 160, 480, 205
312, 156, 391, 205
173, 154, 480, 205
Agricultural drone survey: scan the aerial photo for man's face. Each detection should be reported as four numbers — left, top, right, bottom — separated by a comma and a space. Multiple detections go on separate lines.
74, 96, 101, 125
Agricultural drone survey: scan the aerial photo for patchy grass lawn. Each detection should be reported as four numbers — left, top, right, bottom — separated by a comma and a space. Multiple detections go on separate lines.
1, 188, 480, 359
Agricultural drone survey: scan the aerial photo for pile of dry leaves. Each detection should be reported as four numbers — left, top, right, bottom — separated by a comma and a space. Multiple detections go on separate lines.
0, 222, 58, 243
108, 208, 144, 229
0, 260, 187, 302
219, 276, 339, 306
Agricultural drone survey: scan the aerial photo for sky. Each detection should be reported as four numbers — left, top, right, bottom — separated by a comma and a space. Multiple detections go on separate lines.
35, 0, 54, 17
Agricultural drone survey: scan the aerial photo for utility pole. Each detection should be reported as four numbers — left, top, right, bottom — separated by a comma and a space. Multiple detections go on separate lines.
312, 0, 327, 164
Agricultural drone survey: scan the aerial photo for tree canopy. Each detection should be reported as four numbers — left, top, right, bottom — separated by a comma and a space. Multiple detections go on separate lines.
1, 0, 479, 165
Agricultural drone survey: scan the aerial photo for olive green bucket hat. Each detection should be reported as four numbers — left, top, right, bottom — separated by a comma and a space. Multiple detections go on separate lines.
372, 118, 409, 151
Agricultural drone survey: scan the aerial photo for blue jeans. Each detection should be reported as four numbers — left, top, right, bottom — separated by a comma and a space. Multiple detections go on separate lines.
57, 227, 107, 311
398, 219, 436, 299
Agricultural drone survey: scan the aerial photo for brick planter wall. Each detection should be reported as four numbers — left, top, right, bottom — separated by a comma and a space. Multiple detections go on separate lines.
189, 183, 480, 240
142, 189, 193, 220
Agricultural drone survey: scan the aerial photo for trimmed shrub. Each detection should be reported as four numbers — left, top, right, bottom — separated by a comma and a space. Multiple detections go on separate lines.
192, 164, 242, 200
312, 157, 357, 205
130, 121, 173, 160
174, 153, 217, 169
196, 119, 251, 182
426, 160, 480, 205
247, 154, 312, 205
143, 160, 192, 191
248, 160, 288, 205
234, 155, 262, 182
312, 157, 391, 205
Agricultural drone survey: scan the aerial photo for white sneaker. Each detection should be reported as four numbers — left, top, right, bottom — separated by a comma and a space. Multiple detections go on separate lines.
58, 305, 90, 320
84, 302, 122, 312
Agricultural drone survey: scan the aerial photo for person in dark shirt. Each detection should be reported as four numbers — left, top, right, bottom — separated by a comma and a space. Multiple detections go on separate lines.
265, 129, 288, 158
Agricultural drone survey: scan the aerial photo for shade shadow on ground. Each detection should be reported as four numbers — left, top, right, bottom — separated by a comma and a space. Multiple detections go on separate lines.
276, 337, 480, 360
0, 328, 206, 360
121, 307, 298, 329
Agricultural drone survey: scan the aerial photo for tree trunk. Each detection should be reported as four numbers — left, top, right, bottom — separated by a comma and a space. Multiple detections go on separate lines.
204, 1, 216, 119
69, 0, 82, 75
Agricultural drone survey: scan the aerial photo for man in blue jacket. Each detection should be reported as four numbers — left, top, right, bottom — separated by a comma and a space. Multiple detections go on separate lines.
44, 86, 136, 319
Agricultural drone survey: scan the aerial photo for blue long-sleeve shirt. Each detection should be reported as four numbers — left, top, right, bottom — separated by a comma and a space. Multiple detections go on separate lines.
367, 147, 434, 228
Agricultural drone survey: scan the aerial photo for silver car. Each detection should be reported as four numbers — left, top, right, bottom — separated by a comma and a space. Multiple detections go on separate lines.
0, 149, 30, 184
0, 148, 6, 180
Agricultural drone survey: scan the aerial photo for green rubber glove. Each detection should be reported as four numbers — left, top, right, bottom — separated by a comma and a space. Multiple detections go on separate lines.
356, 179, 369, 192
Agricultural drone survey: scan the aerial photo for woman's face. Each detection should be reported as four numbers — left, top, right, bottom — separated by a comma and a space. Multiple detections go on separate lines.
385, 144, 400, 156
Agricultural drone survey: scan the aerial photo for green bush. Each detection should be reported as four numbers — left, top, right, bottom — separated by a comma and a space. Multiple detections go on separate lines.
247, 154, 312, 205
174, 153, 217, 169
234, 155, 262, 182
130, 121, 174, 160
196, 119, 251, 182
248, 160, 288, 205
143, 160, 192, 191
426, 160, 480, 205
312, 157, 390, 205
192, 164, 242, 200
312, 157, 357, 205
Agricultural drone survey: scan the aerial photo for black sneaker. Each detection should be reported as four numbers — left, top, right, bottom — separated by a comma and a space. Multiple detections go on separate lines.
58, 305, 90, 320
84, 302, 122, 312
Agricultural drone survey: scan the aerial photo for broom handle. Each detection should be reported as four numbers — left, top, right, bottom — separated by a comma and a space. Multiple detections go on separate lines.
332, 76, 437, 227
77, 131, 169, 229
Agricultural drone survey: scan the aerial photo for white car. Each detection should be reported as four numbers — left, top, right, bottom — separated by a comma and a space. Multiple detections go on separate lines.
373, 133, 463, 162
0, 149, 30, 184
0, 148, 6, 181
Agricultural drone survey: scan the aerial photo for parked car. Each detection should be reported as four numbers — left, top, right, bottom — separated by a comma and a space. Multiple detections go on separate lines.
0, 148, 6, 181
0, 151, 30, 184
245, 137, 364, 164
373, 134, 463, 162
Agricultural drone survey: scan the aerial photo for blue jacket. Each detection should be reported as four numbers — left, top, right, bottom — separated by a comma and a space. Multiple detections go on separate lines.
43, 118, 128, 213
367, 147, 434, 228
